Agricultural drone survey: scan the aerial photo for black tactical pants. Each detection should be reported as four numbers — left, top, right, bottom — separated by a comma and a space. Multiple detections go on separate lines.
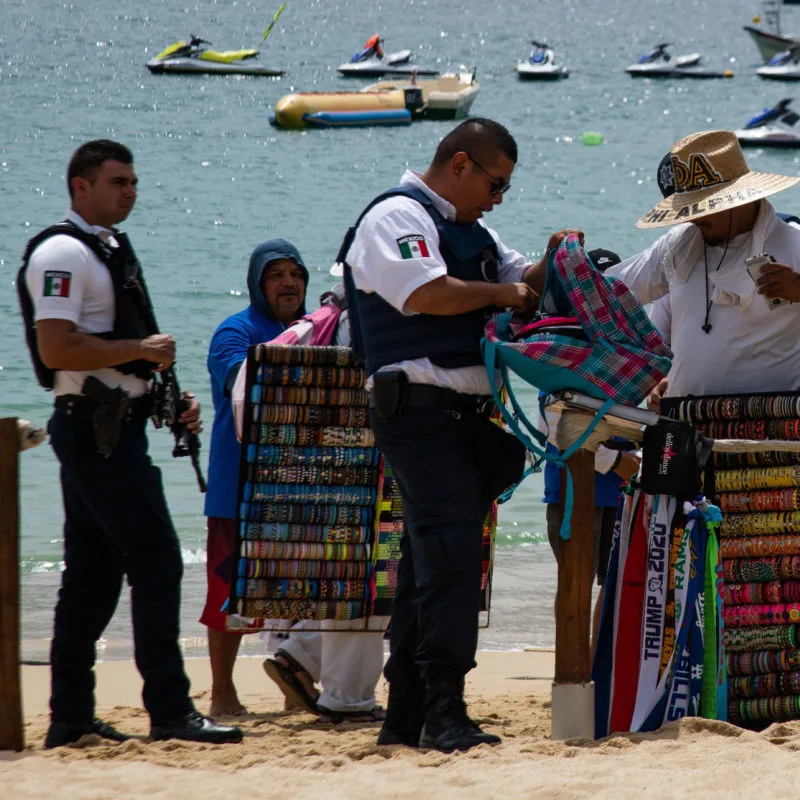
48, 411, 193, 726
369, 396, 525, 692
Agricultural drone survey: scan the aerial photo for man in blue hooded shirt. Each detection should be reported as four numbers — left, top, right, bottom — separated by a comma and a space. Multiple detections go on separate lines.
202, 239, 309, 715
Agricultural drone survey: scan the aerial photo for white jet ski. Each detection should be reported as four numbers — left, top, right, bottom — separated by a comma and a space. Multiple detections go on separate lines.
337, 34, 439, 77
735, 98, 800, 147
757, 46, 800, 79
515, 40, 569, 80
626, 43, 733, 78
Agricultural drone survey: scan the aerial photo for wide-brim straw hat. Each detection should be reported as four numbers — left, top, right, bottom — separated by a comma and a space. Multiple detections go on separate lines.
636, 129, 800, 229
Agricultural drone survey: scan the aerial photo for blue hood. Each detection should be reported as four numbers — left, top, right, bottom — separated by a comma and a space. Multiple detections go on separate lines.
247, 239, 309, 321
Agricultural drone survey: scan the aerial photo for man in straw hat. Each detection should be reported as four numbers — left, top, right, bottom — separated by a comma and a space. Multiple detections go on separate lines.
604, 129, 800, 400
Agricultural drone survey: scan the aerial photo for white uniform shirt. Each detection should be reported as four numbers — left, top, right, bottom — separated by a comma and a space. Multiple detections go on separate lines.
26, 210, 149, 397
346, 170, 529, 395
608, 200, 800, 397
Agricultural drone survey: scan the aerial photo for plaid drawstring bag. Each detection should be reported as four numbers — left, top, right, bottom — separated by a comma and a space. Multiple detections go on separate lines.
482, 233, 672, 537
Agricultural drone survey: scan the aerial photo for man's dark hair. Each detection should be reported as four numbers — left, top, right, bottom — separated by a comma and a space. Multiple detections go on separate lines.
431, 118, 518, 168
67, 139, 134, 198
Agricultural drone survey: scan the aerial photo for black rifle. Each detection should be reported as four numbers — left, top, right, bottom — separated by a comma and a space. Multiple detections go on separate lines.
116, 232, 207, 492
150, 366, 207, 492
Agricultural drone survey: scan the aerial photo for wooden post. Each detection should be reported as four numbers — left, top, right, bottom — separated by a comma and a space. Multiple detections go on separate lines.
552, 447, 596, 740
0, 418, 24, 752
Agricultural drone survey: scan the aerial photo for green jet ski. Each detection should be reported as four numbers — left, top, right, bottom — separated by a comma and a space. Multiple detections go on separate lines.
146, 4, 286, 76
146, 35, 285, 76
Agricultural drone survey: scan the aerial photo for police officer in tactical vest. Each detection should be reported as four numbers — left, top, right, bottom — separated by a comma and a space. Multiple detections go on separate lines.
341, 118, 582, 752
18, 139, 242, 748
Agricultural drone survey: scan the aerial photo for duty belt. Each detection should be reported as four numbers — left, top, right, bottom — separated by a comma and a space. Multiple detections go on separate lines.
54, 392, 154, 422
369, 383, 495, 418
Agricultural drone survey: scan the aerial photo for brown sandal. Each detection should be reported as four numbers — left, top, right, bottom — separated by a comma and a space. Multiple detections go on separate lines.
262, 650, 320, 715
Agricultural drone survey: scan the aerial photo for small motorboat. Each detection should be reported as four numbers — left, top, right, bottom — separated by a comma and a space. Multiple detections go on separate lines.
363, 67, 480, 119
269, 68, 478, 129
337, 34, 439, 77
745, 0, 800, 63
146, 4, 286, 76
514, 40, 569, 80
735, 98, 800, 147
626, 43, 734, 78
757, 46, 800, 79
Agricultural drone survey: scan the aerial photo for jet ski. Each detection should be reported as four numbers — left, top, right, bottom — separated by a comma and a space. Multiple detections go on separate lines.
515, 40, 568, 80
146, 4, 287, 76
626, 43, 733, 78
735, 98, 800, 147
146, 36, 285, 75
337, 34, 439, 77
757, 46, 800, 80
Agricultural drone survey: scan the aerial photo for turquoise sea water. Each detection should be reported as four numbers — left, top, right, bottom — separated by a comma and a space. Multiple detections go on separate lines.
4, 0, 800, 656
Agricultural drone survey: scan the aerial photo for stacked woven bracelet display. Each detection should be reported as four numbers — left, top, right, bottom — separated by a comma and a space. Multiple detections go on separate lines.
232, 344, 397, 623
663, 391, 800, 726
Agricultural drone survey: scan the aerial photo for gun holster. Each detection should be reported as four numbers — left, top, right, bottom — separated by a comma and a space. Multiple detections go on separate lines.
81, 375, 131, 458
371, 371, 408, 421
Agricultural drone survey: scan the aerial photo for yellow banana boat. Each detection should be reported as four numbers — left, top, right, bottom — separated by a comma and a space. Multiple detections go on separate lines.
271, 87, 422, 128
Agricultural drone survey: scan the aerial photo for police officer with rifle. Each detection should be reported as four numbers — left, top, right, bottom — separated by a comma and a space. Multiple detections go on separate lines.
18, 139, 240, 748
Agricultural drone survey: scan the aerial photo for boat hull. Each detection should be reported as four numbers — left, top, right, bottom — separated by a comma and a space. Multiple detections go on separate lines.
757, 66, 800, 80
337, 62, 439, 78
626, 65, 733, 78
736, 131, 800, 148
744, 25, 800, 63
424, 86, 479, 119
146, 57, 284, 76
515, 64, 568, 80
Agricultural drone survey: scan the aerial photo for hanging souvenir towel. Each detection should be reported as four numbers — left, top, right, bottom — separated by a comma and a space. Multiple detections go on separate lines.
593, 489, 724, 736
482, 233, 672, 539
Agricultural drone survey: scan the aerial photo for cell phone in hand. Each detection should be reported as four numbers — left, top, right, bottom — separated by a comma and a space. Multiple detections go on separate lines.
745, 253, 791, 309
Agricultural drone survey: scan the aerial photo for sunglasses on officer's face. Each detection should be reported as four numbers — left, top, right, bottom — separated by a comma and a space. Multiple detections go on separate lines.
466, 154, 511, 197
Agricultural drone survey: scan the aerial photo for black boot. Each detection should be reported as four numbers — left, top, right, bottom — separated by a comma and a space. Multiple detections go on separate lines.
377, 678, 425, 747
418, 670, 501, 753
45, 718, 132, 749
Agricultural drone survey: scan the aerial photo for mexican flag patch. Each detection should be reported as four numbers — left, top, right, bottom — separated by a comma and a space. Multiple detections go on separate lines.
397, 235, 430, 260
43, 271, 72, 297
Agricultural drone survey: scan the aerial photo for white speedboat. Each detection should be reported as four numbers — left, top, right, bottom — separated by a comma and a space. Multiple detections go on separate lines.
735, 98, 800, 147
758, 46, 800, 78
337, 34, 438, 77
363, 67, 480, 119
745, 0, 800, 62
515, 40, 568, 80
626, 43, 733, 78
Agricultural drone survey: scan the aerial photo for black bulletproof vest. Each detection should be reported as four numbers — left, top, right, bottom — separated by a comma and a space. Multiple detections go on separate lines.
339, 185, 499, 375
18, 222, 158, 389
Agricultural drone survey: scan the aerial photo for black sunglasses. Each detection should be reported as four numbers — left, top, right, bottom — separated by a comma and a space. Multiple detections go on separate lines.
467, 154, 511, 197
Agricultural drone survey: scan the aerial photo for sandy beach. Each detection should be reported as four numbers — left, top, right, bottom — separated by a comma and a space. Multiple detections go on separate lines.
5, 651, 800, 799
